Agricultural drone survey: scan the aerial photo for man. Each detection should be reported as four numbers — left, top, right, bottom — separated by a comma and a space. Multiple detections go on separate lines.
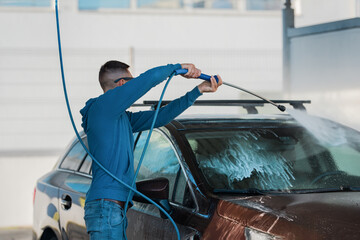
80, 61, 222, 239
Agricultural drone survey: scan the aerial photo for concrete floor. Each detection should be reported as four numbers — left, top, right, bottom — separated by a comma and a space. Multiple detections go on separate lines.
0, 227, 32, 240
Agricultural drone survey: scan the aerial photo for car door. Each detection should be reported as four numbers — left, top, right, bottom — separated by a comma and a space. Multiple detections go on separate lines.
58, 138, 92, 240
127, 129, 199, 240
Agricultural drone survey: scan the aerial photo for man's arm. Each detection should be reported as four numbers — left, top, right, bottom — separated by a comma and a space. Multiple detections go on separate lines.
127, 75, 222, 132
127, 87, 201, 132
98, 63, 201, 118
97, 64, 181, 118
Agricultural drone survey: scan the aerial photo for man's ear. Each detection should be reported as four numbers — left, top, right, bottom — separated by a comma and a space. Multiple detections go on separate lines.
117, 79, 126, 86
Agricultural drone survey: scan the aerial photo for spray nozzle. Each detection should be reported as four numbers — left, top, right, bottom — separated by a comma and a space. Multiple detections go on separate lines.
175, 69, 219, 83
278, 105, 286, 112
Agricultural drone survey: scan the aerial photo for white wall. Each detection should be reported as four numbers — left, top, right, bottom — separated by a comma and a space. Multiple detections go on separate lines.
291, 28, 360, 91
296, 0, 359, 27
289, 25, 360, 130
0, 155, 58, 227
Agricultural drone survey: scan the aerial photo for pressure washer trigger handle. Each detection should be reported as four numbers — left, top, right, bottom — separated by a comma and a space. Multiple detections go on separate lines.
175, 69, 188, 75
175, 69, 219, 83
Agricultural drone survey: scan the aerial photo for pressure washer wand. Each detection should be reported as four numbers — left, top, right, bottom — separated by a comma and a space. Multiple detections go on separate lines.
174, 69, 286, 112
223, 82, 286, 112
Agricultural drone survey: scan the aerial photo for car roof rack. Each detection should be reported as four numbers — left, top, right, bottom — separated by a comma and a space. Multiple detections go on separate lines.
132, 100, 311, 114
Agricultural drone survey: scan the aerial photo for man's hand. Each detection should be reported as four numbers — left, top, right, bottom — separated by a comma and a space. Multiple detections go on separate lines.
197, 75, 223, 94
180, 63, 201, 79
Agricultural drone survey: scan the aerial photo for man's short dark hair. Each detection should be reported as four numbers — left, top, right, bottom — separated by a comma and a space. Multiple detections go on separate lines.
99, 60, 130, 90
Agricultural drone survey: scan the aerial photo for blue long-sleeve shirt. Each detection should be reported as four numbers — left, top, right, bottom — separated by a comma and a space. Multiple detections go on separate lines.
80, 64, 202, 203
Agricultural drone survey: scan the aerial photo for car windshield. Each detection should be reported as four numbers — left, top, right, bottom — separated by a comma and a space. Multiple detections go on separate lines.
185, 123, 360, 193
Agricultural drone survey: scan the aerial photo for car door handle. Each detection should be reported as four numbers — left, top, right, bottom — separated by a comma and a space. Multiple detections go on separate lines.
61, 194, 72, 210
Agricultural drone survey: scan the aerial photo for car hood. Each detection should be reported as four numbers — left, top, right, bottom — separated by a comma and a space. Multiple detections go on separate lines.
203, 192, 360, 240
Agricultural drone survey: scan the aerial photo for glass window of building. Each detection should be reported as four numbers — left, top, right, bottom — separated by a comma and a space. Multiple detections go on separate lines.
192, 0, 236, 9
78, 0, 131, 10
0, 0, 51, 7
246, 0, 282, 10
137, 0, 183, 9
76, 0, 286, 11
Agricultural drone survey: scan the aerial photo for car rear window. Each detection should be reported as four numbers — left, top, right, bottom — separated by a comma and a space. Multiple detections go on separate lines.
60, 139, 87, 171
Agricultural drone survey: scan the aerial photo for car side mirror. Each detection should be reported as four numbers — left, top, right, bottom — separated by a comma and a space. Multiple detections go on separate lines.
133, 177, 172, 218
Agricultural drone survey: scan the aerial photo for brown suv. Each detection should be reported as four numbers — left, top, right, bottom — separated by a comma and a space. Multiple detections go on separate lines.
33, 101, 360, 240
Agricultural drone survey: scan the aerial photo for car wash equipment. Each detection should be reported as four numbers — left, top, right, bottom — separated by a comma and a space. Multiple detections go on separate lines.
175, 68, 219, 83
175, 69, 286, 112
55, 1, 181, 239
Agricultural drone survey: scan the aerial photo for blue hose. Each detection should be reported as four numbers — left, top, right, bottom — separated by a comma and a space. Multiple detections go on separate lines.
54, 1, 181, 239
124, 72, 175, 218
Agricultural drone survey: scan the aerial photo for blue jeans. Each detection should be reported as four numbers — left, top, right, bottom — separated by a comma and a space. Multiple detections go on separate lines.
84, 199, 128, 240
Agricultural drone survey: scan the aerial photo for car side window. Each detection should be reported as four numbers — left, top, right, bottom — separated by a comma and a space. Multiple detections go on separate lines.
134, 130, 180, 199
60, 139, 87, 171
173, 169, 196, 209
79, 154, 92, 174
